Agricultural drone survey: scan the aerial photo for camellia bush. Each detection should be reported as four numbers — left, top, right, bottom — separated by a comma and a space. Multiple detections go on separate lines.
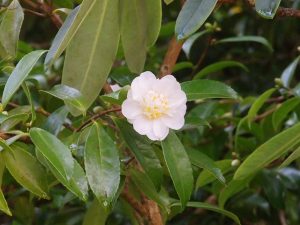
1, 0, 300, 224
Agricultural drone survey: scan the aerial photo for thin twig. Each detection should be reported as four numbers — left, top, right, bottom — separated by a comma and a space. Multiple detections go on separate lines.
76, 107, 121, 132
23, 8, 47, 17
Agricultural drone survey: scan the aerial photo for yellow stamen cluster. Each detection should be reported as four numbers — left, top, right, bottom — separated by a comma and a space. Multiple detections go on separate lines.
143, 91, 169, 120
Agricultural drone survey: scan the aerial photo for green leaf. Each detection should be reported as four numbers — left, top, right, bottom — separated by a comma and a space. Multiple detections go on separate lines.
42, 84, 88, 116
0, 113, 29, 131
175, 0, 218, 39
172, 201, 241, 225
187, 149, 226, 185
100, 86, 128, 105
2, 50, 47, 108
257, 170, 285, 209
281, 55, 300, 88
0, 0, 24, 58
182, 30, 210, 58
85, 123, 120, 208
22, 82, 36, 123
164, 0, 174, 5
217, 36, 274, 52
196, 160, 232, 187
114, 119, 163, 189
279, 146, 300, 168
130, 169, 166, 209
0, 156, 11, 216
161, 131, 194, 207
36, 149, 88, 201
272, 97, 300, 130
194, 61, 249, 79
181, 79, 238, 101
43, 106, 69, 135
234, 122, 300, 180
173, 62, 194, 73
218, 178, 252, 208
83, 200, 110, 225
247, 88, 276, 125
120, 0, 146, 73
62, 0, 119, 116
145, 0, 162, 47
255, 0, 282, 19
45, 0, 97, 65
2, 144, 49, 199
29, 128, 74, 181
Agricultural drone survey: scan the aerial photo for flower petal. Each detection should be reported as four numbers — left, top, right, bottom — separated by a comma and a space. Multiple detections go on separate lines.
162, 115, 185, 130
153, 75, 179, 95
132, 115, 152, 135
152, 120, 169, 140
131, 71, 157, 102
121, 99, 142, 120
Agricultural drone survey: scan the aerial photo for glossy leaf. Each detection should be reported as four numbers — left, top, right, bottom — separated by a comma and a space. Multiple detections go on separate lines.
219, 178, 252, 208
194, 60, 248, 79
2, 50, 47, 108
0, 113, 29, 131
85, 123, 120, 207
172, 201, 241, 225
272, 97, 300, 130
130, 169, 166, 209
234, 122, 300, 180
120, 0, 146, 73
114, 119, 163, 189
279, 146, 300, 168
181, 79, 238, 101
164, 0, 174, 5
182, 30, 210, 58
0, 156, 11, 216
161, 131, 194, 207
43, 106, 69, 135
83, 200, 109, 225
281, 55, 300, 88
217, 36, 273, 52
257, 170, 285, 209
36, 149, 89, 201
42, 84, 88, 116
0, 0, 24, 58
255, 0, 282, 19
175, 0, 218, 39
62, 0, 119, 116
247, 88, 276, 125
22, 82, 36, 122
45, 0, 97, 65
196, 160, 232, 187
187, 149, 225, 185
2, 144, 49, 199
145, 0, 162, 47
30, 128, 74, 181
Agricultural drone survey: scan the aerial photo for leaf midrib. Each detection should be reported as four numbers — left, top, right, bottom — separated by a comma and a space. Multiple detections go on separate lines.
80, 0, 109, 91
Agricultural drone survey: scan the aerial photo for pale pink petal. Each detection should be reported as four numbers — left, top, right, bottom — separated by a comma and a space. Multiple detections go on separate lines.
132, 116, 152, 135
145, 129, 158, 141
153, 75, 181, 96
131, 71, 157, 102
121, 99, 142, 120
168, 90, 187, 107
152, 120, 169, 140
162, 115, 185, 130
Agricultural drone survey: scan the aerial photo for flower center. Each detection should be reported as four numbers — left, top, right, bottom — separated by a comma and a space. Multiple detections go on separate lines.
142, 91, 169, 120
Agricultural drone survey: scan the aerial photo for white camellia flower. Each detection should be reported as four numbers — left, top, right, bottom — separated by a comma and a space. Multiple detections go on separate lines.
121, 71, 187, 141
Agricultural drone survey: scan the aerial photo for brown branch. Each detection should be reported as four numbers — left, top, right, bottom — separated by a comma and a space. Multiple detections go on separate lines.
159, 37, 184, 78
23, 8, 47, 17
75, 107, 121, 132
0, 132, 31, 143
279, 210, 288, 225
